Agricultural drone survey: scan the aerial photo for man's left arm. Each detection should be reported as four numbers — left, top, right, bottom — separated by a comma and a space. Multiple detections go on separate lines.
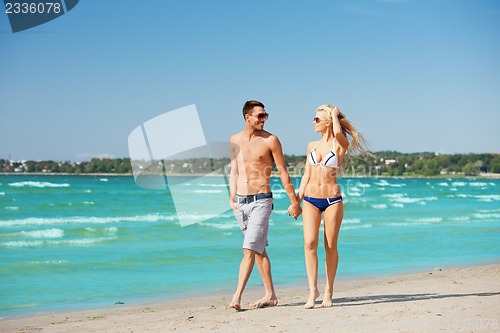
269, 136, 302, 219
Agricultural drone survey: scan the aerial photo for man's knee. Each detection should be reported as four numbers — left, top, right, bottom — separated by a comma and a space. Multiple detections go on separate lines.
243, 248, 257, 259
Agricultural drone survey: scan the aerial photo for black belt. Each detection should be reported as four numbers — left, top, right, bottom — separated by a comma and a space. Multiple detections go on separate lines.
235, 192, 273, 204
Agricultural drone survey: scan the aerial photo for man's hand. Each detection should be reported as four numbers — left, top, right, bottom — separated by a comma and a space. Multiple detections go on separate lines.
230, 200, 241, 211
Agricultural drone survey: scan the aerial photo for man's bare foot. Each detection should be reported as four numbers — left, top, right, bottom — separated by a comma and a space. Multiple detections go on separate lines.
320, 289, 333, 308
249, 295, 278, 308
304, 289, 320, 309
230, 294, 241, 311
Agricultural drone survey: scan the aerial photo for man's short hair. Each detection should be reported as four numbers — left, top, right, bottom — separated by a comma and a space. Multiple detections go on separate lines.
242, 100, 265, 118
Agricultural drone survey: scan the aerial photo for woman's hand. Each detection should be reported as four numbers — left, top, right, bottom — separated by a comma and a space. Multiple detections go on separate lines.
332, 106, 340, 119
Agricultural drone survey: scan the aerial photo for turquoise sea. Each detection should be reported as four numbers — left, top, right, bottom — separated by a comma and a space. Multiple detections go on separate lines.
1, 174, 499, 317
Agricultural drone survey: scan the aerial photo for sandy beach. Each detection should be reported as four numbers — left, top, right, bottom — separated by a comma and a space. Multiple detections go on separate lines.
2, 263, 499, 332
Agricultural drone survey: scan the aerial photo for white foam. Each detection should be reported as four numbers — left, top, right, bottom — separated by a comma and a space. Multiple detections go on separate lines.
405, 217, 443, 223
391, 203, 405, 208
343, 218, 361, 224
437, 182, 449, 187
199, 222, 238, 230
19, 228, 64, 239
386, 222, 431, 227
451, 182, 466, 187
1, 240, 44, 247
449, 216, 471, 222
0, 192, 5, 196
469, 182, 488, 187
106, 227, 118, 234
342, 224, 372, 231
390, 196, 438, 204
382, 193, 406, 198
5, 206, 19, 210
192, 189, 225, 194
371, 204, 387, 209
8, 181, 70, 188
0, 213, 176, 227
99, 178, 109, 182
473, 213, 500, 219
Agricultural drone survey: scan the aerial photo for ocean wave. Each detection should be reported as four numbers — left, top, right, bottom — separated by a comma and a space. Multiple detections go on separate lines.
0, 192, 5, 196
437, 182, 449, 187
198, 183, 228, 188
405, 217, 443, 223
342, 224, 372, 231
391, 203, 405, 208
449, 216, 471, 222
343, 218, 361, 224
19, 228, 64, 239
0, 237, 114, 248
4, 206, 19, 210
8, 181, 70, 188
371, 204, 387, 209
390, 196, 438, 204
199, 222, 238, 230
474, 194, 500, 202
469, 182, 488, 187
386, 222, 431, 227
192, 189, 225, 194
476, 208, 500, 213
455, 194, 500, 201
473, 213, 500, 219
0, 213, 176, 227
382, 193, 406, 198
1, 240, 44, 247
451, 182, 466, 187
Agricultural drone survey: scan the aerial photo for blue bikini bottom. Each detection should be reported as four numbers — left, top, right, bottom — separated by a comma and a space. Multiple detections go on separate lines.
304, 195, 343, 213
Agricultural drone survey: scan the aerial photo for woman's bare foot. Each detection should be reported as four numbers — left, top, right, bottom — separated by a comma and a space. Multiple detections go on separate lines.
249, 295, 278, 308
230, 294, 241, 311
304, 289, 320, 309
320, 288, 333, 308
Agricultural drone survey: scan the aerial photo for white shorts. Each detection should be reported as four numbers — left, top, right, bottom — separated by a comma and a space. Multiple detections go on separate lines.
233, 196, 273, 254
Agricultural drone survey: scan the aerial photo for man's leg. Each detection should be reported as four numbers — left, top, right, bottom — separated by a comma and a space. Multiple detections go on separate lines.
230, 248, 256, 310
250, 249, 278, 307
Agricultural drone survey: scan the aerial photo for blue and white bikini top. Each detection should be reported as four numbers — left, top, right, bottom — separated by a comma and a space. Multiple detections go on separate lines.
309, 139, 339, 169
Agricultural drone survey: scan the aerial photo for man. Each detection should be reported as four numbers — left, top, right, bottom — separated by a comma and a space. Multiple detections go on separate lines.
229, 100, 302, 310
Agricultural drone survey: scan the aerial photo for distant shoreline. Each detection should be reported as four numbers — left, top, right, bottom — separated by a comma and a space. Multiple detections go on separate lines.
1, 172, 499, 179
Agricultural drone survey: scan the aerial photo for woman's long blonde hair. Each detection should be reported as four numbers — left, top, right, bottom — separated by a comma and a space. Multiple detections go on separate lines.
316, 104, 373, 174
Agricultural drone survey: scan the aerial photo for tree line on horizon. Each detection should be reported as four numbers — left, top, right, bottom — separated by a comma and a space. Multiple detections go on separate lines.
1, 151, 499, 177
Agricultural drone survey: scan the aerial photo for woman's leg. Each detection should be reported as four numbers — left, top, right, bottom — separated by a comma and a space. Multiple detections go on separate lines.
321, 201, 343, 307
302, 200, 322, 309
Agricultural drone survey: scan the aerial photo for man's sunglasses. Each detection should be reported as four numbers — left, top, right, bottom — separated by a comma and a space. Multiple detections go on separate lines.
254, 113, 269, 120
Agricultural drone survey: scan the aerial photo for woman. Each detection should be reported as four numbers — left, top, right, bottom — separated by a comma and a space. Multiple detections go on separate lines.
294, 104, 370, 309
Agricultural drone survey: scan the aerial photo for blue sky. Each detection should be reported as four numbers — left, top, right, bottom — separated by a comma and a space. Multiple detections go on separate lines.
1, 0, 499, 161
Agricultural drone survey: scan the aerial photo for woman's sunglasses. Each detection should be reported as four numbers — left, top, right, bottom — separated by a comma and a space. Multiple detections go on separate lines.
313, 117, 322, 123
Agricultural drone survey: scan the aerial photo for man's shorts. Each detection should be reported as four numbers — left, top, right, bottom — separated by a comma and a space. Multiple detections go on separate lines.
233, 193, 273, 255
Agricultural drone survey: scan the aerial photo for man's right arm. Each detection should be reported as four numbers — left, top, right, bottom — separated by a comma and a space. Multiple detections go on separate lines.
229, 137, 240, 210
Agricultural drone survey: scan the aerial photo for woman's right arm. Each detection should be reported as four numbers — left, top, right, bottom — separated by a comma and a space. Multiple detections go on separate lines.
297, 142, 314, 203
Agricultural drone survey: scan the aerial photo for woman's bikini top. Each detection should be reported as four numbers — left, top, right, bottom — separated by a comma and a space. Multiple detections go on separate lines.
309, 139, 339, 169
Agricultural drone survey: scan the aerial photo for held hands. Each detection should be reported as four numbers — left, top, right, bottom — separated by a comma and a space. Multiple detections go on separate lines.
287, 203, 302, 220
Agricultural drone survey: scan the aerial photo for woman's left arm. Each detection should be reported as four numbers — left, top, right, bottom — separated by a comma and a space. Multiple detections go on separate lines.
331, 107, 349, 154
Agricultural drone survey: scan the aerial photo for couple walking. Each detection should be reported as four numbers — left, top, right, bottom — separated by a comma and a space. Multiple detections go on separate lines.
228, 100, 369, 310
